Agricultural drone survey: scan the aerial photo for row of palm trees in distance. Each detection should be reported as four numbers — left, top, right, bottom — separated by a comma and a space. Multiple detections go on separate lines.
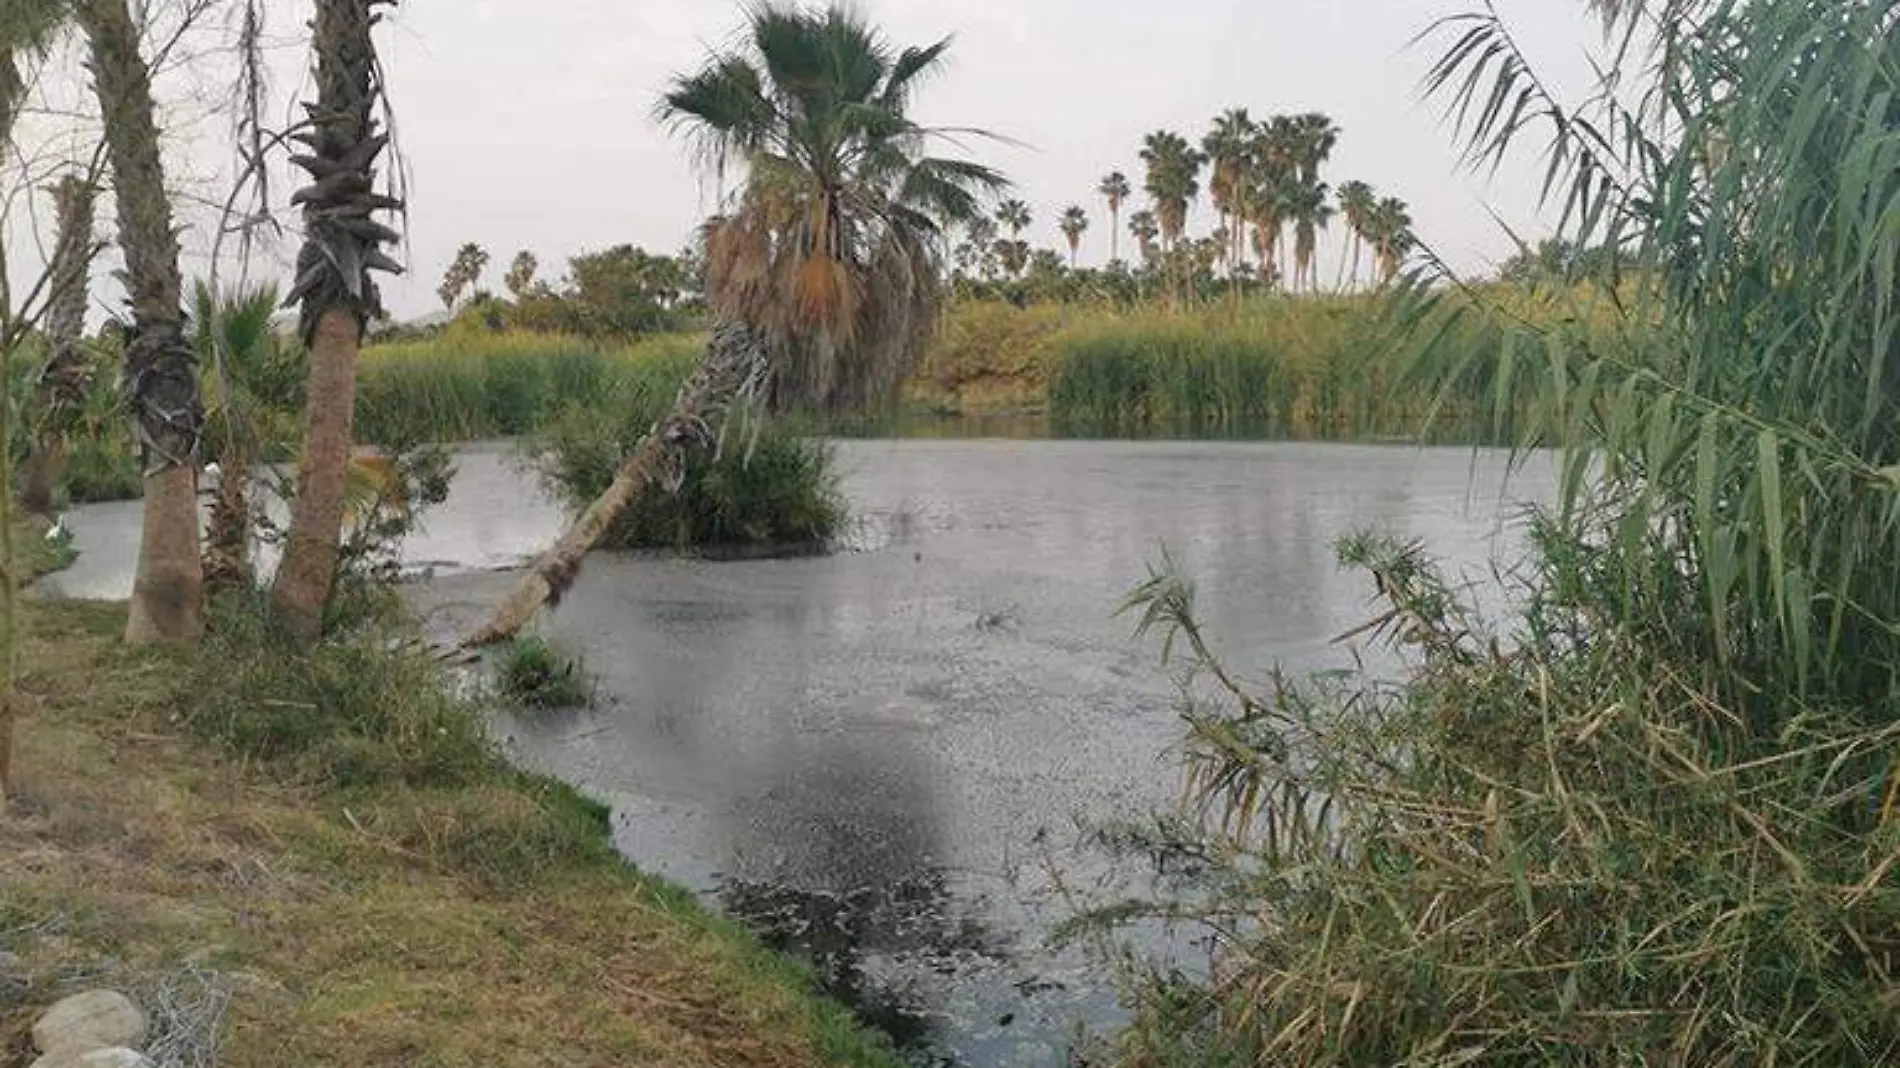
955, 109, 1415, 296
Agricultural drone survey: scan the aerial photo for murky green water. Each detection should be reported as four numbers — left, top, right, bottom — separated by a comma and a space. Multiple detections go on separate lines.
48, 439, 1552, 1066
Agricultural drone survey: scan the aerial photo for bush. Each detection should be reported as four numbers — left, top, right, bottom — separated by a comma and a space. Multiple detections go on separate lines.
533, 378, 847, 554
494, 634, 592, 710
181, 592, 497, 790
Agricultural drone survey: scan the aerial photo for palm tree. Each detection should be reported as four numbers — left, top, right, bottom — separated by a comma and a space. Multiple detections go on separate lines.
1290, 112, 1341, 184
1058, 205, 1088, 266
1247, 117, 1300, 289
1129, 209, 1159, 264
1202, 108, 1256, 275
198, 283, 284, 593
21, 175, 100, 520
1140, 130, 1204, 303
965, 216, 999, 280
1139, 131, 1203, 253
995, 198, 1031, 238
994, 199, 1032, 277
466, 3, 1004, 647
1335, 180, 1376, 289
1369, 195, 1415, 284
75, 0, 207, 644
0, 0, 75, 811
0, 0, 65, 159
1098, 171, 1130, 263
1287, 179, 1334, 293
270, 0, 406, 642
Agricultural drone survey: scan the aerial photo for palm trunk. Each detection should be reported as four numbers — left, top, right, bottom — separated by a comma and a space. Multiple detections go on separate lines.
23, 176, 99, 519
463, 322, 769, 648
77, 0, 206, 644
1109, 207, 1120, 263
271, 0, 403, 641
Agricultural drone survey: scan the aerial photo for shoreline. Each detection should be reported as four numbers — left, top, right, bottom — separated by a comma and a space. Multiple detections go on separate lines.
0, 586, 904, 1067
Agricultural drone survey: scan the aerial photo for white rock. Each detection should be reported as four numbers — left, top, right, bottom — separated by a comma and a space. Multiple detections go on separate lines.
29, 1047, 151, 1068
31, 991, 147, 1055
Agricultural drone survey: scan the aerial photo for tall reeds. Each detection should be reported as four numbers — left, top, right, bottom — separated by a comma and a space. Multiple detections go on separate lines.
1091, 1, 1900, 1063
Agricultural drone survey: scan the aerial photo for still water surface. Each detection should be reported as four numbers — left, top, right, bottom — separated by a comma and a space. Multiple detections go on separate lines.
46, 439, 1552, 1066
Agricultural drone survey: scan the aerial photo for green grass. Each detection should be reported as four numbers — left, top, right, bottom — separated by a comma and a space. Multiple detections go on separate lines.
909, 296, 1551, 442
355, 330, 708, 444
534, 388, 848, 554
494, 634, 593, 711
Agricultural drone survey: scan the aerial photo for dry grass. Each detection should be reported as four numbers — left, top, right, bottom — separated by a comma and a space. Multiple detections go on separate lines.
0, 600, 897, 1068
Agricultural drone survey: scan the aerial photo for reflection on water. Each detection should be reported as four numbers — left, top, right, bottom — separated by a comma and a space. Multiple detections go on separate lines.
56, 438, 1551, 1065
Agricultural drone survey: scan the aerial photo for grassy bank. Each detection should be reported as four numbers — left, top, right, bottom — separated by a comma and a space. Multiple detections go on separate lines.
355, 330, 707, 444
0, 596, 899, 1067
911, 296, 1552, 441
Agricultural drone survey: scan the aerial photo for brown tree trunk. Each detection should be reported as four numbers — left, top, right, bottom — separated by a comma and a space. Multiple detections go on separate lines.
463, 322, 768, 648
23, 175, 100, 520
126, 464, 202, 642
77, 0, 206, 645
271, 308, 359, 639
270, 0, 403, 642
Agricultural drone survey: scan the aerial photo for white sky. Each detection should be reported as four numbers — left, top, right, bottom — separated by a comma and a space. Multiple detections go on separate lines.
5, 0, 1607, 323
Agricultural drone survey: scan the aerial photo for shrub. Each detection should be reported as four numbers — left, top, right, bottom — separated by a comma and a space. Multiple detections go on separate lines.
494, 634, 592, 710
181, 592, 496, 790
533, 379, 847, 554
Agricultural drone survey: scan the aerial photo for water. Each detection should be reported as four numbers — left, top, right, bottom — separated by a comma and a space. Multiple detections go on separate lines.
44, 438, 1553, 1065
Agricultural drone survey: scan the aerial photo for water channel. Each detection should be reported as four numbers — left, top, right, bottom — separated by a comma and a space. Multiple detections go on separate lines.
41, 438, 1554, 1066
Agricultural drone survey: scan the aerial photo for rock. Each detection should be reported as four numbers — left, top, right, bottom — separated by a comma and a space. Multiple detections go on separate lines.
31, 990, 147, 1055
28, 1048, 152, 1068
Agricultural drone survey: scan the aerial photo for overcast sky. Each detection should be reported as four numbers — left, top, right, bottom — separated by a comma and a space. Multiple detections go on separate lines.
8, 0, 1607, 323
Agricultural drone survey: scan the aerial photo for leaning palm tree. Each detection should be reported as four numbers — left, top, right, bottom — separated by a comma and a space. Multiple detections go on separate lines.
270, 0, 406, 641
1098, 171, 1130, 263
1058, 205, 1088, 266
465, 3, 1004, 647
75, 0, 207, 643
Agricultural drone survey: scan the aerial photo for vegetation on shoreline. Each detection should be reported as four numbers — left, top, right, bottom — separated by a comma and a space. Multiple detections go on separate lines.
534, 389, 846, 554
1085, 0, 1900, 1062
0, 596, 900, 1067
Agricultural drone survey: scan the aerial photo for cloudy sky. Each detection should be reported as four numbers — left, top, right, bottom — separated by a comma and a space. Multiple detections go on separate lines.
8, 0, 1607, 322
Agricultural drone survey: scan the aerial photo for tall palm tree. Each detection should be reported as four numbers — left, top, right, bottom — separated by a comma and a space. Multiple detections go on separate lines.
1369, 195, 1415, 284
1247, 117, 1300, 290
21, 174, 99, 519
1058, 205, 1088, 267
1129, 209, 1159, 264
1139, 130, 1202, 252
1290, 112, 1341, 184
75, 0, 207, 644
1335, 180, 1376, 289
1098, 171, 1130, 263
1287, 178, 1333, 293
994, 198, 1031, 277
466, 3, 1004, 647
1202, 108, 1256, 274
1140, 130, 1203, 303
270, 0, 405, 641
